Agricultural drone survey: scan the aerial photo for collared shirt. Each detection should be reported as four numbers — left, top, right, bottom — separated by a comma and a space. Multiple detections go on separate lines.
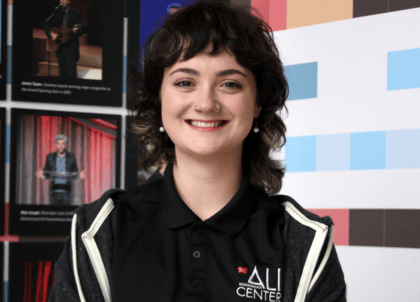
54, 156, 67, 186
112, 163, 285, 302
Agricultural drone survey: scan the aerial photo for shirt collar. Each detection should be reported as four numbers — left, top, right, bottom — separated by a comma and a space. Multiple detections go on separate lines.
159, 162, 257, 236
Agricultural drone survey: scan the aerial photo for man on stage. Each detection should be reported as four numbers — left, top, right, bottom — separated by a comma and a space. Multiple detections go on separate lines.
43, 0, 84, 78
36, 134, 86, 205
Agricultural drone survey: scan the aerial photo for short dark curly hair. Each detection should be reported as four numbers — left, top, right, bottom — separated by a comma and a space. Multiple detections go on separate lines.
129, 1, 289, 195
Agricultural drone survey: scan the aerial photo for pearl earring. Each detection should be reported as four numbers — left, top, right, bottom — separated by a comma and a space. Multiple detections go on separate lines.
253, 120, 259, 133
159, 126, 165, 132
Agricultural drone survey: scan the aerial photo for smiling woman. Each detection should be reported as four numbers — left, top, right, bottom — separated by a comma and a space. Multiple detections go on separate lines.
49, 2, 346, 302
130, 1, 289, 195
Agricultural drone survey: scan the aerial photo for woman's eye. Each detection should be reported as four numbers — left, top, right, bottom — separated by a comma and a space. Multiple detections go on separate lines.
175, 81, 193, 87
223, 82, 243, 88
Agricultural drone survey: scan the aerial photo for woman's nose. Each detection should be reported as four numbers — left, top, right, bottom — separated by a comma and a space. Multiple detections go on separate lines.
194, 86, 219, 112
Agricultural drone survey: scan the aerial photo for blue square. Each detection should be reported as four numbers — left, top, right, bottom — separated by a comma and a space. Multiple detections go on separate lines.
350, 131, 386, 170
285, 136, 316, 172
386, 129, 420, 169
284, 62, 318, 100
388, 48, 420, 90
316, 133, 351, 171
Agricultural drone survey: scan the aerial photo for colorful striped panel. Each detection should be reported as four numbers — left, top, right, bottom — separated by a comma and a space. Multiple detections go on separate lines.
286, 0, 353, 29
354, 0, 420, 18
251, 0, 420, 30
286, 129, 420, 172
308, 209, 420, 248
284, 62, 318, 100
308, 209, 349, 246
353, 0, 388, 18
250, 0, 269, 23
250, 0, 287, 31
386, 129, 420, 169
384, 210, 420, 248
389, 0, 420, 12
350, 131, 386, 170
349, 209, 384, 247
268, 0, 287, 31
285, 135, 316, 172
387, 48, 420, 91
316, 133, 351, 171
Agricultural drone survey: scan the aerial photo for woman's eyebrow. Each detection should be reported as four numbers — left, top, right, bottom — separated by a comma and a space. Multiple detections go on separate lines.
170, 68, 198, 76
217, 69, 247, 78
170, 68, 247, 78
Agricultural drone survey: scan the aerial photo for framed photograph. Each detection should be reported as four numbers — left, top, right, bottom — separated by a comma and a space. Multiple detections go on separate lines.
0, 0, 7, 100
9, 108, 121, 236
11, 0, 124, 106
9, 242, 64, 302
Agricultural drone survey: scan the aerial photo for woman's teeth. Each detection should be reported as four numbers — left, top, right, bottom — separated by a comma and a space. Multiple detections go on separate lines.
190, 121, 223, 127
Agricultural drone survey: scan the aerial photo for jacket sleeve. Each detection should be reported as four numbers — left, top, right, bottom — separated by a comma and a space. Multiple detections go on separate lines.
49, 207, 105, 302
305, 225, 347, 302
71, 10, 84, 37
69, 153, 79, 181
48, 196, 115, 302
48, 237, 82, 302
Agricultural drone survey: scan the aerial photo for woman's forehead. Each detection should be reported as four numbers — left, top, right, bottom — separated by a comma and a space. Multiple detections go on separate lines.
169, 47, 241, 71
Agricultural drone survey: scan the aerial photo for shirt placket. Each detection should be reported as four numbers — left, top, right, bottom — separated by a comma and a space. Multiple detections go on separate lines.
186, 222, 208, 301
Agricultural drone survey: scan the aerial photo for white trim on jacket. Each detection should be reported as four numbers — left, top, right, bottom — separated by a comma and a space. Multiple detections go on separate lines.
281, 202, 331, 302
79, 198, 114, 302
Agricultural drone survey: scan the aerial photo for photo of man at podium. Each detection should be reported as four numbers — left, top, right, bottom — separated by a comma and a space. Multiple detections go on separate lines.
36, 134, 85, 205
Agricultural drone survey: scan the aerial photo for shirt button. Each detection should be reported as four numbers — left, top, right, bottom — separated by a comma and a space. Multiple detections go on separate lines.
197, 227, 205, 235
190, 279, 199, 287
193, 250, 201, 258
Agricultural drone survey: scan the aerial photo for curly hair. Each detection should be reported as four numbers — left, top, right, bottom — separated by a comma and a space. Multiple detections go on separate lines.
55, 134, 68, 144
128, 1, 289, 195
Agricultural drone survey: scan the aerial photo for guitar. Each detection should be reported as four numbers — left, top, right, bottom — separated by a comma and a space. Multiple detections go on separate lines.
49, 22, 88, 51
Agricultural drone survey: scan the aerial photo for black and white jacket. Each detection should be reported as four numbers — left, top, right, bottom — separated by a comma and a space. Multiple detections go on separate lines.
48, 186, 346, 302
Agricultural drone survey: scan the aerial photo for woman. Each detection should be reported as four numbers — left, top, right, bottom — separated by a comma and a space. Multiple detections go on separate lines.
49, 2, 346, 302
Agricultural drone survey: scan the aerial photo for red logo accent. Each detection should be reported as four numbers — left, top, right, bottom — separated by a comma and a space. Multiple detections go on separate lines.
238, 267, 248, 274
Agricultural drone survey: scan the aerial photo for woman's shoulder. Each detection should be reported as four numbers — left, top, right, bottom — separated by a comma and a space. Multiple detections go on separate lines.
74, 180, 162, 227
258, 193, 334, 228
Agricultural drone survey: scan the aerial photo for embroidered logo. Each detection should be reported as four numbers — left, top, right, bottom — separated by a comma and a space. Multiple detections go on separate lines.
236, 266, 281, 301
238, 267, 248, 274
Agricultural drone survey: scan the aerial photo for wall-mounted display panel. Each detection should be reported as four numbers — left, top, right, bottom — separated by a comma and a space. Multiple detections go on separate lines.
9, 108, 121, 236
11, 0, 124, 106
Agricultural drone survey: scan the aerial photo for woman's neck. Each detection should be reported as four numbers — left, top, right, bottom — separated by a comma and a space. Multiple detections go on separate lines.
172, 148, 242, 221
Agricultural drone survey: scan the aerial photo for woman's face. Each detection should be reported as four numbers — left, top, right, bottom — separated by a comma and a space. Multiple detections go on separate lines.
161, 48, 260, 159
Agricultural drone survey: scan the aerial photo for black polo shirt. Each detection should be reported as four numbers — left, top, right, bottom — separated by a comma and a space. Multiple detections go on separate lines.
112, 163, 285, 302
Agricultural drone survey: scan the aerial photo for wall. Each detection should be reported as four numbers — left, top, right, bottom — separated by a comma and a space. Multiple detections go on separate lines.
252, 0, 420, 300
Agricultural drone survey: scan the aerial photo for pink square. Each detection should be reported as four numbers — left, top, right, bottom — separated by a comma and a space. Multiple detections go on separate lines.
307, 209, 349, 246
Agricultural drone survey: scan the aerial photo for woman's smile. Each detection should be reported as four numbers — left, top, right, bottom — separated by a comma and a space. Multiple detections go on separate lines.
185, 119, 230, 132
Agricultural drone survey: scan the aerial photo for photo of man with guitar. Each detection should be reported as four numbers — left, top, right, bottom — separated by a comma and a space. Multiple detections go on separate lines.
42, 0, 87, 79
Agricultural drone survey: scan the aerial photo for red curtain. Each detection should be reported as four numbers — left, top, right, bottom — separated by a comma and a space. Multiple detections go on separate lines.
23, 261, 55, 302
18, 115, 118, 205
85, 126, 115, 204
23, 262, 33, 302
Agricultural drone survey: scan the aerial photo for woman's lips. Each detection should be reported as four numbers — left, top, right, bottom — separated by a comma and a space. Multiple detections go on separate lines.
185, 120, 229, 132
